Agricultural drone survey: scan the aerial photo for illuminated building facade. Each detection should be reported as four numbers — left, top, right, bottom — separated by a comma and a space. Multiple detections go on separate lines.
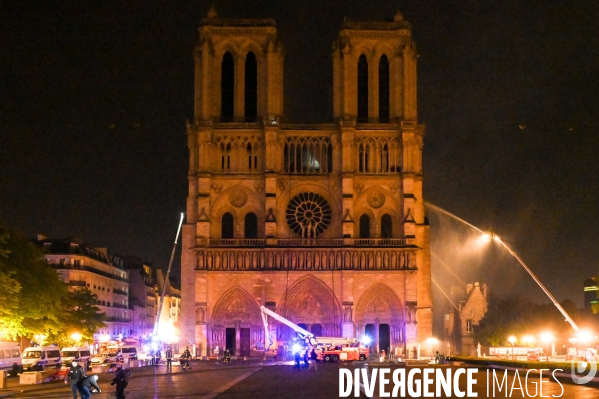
35, 236, 131, 339
180, 9, 432, 357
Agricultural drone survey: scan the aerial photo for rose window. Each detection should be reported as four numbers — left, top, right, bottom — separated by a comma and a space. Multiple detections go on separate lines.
285, 192, 332, 238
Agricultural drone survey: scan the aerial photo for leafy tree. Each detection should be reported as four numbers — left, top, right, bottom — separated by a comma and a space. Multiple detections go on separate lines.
0, 223, 67, 339
47, 289, 106, 347
473, 294, 580, 347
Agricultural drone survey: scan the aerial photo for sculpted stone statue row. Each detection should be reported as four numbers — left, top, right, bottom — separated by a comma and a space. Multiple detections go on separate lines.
196, 249, 417, 271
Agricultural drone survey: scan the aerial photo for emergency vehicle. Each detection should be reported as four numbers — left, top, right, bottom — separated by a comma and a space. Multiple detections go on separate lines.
259, 306, 369, 362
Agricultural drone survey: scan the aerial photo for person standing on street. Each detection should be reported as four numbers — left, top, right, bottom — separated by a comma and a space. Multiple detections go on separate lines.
181, 346, 192, 370
65, 361, 85, 399
111, 364, 129, 399
293, 351, 301, 370
165, 348, 173, 368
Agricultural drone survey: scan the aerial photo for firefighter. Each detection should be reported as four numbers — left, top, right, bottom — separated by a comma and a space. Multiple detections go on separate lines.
165, 348, 173, 368
181, 346, 192, 370
293, 350, 301, 370
223, 349, 231, 364
302, 349, 309, 369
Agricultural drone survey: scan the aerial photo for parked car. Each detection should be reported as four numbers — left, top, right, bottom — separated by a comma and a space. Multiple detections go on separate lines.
90, 352, 120, 364
527, 352, 548, 362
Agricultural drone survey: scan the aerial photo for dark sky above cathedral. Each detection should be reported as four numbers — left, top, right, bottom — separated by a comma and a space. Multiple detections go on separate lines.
1, 1, 598, 310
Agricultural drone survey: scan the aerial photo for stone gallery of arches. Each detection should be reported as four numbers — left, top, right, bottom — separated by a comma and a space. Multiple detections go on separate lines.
179, 9, 432, 358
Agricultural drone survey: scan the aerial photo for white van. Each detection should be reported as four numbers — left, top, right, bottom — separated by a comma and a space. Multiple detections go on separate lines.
21, 346, 61, 371
60, 347, 91, 368
117, 345, 138, 361
0, 342, 22, 374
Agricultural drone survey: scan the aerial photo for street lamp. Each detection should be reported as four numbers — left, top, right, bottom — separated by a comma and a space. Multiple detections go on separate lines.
508, 336, 517, 360
71, 332, 82, 343
541, 332, 553, 361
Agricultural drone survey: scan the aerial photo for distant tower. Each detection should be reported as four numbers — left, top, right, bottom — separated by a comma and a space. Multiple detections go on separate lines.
180, 10, 431, 359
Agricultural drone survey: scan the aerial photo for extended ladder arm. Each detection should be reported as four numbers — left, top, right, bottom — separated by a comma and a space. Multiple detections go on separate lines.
260, 306, 316, 350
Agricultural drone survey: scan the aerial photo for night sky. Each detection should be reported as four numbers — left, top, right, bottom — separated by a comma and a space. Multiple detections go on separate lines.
2, 1, 598, 317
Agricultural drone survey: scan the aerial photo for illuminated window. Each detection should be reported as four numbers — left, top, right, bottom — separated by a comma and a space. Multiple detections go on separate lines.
466, 319, 473, 333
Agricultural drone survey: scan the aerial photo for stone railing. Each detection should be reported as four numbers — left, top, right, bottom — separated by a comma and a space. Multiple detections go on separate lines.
194, 247, 417, 271
197, 238, 414, 248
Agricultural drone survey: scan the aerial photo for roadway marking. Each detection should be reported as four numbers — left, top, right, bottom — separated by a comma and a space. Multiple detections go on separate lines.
199, 368, 261, 399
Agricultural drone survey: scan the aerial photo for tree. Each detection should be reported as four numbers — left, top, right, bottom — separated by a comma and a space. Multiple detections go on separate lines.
47, 289, 106, 347
473, 294, 580, 347
0, 223, 67, 339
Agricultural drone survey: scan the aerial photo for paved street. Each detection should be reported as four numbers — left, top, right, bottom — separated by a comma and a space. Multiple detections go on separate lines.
2, 360, 599, 398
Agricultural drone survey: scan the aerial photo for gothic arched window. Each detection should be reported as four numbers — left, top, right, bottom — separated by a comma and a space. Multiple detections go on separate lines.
357, 54, 368, 122
221, 212, 234, 239
358, 143, 370, 173
327, 143, 333, 173
221, 52, 235, 121
220, 143, 231, 170
244, 52, 257, 121
381, 143, 389, 173
244, 212, 258, 238
359, 214, 371, 238
379, 55, 390, 122
381, 214, 393, 238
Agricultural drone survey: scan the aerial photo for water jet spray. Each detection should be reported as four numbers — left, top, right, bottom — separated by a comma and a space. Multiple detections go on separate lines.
426, 204, 580, 333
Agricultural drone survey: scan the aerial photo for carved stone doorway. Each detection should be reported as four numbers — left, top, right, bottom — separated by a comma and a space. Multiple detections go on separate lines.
226, 328, 236, 355
240, 328, 251, 357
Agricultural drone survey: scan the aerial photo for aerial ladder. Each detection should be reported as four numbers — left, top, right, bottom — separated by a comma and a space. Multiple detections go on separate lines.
259, 306, 369, 362
259, 305, 317, 351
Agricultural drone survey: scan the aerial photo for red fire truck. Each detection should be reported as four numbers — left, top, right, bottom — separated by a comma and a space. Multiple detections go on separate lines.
259, 306, 369, 362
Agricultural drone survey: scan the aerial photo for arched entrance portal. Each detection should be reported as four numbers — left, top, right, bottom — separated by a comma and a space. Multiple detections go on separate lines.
211, 287, 262, 356
277, 276, 342, 342
355, 283, 404, 355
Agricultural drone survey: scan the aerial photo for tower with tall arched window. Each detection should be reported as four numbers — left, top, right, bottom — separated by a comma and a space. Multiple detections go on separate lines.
181, 9, 431, 360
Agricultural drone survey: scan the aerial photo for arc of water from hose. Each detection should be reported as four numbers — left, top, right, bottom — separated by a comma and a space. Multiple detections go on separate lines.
425, 202, 485, 234
431, 277, 460, 311
431, 252, 466, 288
426, 201, 580, 333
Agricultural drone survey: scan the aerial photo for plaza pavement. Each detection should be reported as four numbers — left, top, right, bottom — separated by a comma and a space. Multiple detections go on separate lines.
2, 359, 599, 398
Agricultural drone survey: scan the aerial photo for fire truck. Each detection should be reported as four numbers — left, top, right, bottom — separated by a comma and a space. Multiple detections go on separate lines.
259, 306, 369, 362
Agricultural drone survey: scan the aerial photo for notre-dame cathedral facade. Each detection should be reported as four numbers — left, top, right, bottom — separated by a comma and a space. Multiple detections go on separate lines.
180, 9, 432, 358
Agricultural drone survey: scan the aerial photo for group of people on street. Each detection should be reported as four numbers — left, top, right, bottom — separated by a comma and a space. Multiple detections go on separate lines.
294, 348, 318, 370
65, 361, 101, 399
150, 349, 161, 366
66, 346, 192, 398
147, 347, 178, 368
